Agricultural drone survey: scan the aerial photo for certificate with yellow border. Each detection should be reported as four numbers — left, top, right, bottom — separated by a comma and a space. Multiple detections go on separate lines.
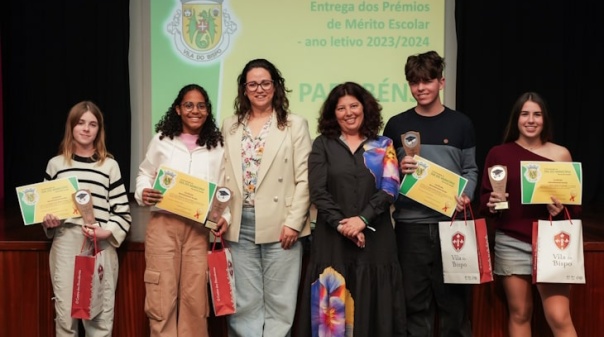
16, 177, 80, 225
399, 155, 468, 217
153, 166, 217, 223
520, 161, 582, 205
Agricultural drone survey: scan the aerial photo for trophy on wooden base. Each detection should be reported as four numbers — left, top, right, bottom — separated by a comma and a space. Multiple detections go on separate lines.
401, 131, 421, 157
73, 189, 96, 223
205, 187, 232, 230
488, 165, 509, 210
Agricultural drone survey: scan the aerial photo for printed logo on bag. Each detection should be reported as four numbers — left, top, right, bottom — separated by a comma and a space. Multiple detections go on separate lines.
228, 260, 234, 277
451, 232, 465, 252
554, 231, 570, 250
98, 265, 104, 282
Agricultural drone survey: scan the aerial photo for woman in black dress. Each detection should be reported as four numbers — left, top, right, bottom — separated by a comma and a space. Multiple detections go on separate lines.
298, 82, 406, 337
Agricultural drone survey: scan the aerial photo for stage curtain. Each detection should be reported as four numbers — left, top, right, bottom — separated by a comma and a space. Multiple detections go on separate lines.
0, 1, 131, 212
455, 0, 604, 205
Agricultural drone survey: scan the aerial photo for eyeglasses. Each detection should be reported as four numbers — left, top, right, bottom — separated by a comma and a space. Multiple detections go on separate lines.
244, 80, 274, 91
181, 102, 209, 112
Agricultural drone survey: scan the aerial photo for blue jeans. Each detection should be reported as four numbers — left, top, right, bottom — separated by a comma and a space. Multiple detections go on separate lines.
396, 222, 473, 337
226, 208, 303, 337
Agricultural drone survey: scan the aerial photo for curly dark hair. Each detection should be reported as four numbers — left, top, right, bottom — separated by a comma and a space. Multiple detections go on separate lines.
232, 58, 291, 131
155, 84, 223, 149
317, 82, 383, 139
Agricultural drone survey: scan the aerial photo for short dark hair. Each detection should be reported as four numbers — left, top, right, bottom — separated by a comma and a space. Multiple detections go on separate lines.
405, 50, 445, 83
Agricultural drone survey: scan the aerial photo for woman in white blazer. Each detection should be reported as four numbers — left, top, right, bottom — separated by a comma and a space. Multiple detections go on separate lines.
221, 59, 312, 337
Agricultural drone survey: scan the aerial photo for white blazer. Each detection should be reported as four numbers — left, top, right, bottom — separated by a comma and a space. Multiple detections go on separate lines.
221, 112, 312, 244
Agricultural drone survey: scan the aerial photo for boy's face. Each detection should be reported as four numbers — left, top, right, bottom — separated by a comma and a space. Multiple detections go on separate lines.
408, 77, 444, 107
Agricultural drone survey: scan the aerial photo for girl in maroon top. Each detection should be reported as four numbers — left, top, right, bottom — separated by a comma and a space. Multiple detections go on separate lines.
480, 92, 578, 337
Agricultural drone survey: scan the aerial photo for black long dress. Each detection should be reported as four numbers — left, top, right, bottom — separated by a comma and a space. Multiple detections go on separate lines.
297, 135, 406, 337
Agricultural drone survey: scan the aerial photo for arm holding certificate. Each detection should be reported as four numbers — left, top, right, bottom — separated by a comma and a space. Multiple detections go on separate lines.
399, 155, 469, 217
40, 101, 132, 334
135, 84, 230, 332
16, 177, 80, 226
382, 51, 478, 336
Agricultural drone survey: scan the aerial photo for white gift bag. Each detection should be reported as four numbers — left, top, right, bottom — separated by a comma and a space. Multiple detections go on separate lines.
532, 209, 585, 284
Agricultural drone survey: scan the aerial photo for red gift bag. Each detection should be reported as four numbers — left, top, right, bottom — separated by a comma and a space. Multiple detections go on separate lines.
439, 206, 494, 284
71, 232, 105, 320
207, 237, 236, 316
532, 208, 585, 284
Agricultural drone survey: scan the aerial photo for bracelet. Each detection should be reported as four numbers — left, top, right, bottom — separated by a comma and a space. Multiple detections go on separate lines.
359, 216, 376, 232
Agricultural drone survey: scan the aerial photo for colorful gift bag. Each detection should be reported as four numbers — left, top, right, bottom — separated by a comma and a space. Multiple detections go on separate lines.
439, 206, 493, 284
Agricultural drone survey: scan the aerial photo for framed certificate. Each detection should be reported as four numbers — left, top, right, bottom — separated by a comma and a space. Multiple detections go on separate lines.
520, 161, 582, 205
153, 166, 218, 223
15, 176, 80, 225
399, 155, 468, 217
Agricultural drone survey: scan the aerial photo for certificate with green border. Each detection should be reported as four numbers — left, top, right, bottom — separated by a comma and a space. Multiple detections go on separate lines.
16, 176, 80, 225
520, 161, 582, 205
399, 155, 468, 217
153, 165, 217, 223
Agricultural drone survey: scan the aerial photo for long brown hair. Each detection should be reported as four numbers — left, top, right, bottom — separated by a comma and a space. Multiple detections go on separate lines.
502, 92, 553, 144
59, 101, 111, 165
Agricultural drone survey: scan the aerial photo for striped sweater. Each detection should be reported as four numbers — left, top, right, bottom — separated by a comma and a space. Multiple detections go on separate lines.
44, 154, 132, 247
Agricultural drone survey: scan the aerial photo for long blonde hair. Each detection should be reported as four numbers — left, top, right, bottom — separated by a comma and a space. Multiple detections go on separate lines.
58, 101, 112, 165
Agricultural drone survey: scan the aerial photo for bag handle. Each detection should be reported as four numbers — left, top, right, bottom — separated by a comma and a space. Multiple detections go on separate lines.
79, 227, 98, 254
448, 203, 475, 226
211, 235, 229, 252
548, 206, 573, 226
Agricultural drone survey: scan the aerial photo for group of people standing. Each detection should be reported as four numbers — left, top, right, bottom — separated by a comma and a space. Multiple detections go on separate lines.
40, 50, 578, 337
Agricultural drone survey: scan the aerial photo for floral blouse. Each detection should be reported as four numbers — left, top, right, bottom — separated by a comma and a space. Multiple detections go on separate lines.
241, 114, 273, 206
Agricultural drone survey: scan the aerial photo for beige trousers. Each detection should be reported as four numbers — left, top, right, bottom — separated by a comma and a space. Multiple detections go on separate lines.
50, 224, 118, 337
144, 212, 210, 337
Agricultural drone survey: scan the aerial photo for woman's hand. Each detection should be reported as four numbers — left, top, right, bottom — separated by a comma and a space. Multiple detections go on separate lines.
337, 223, 366, 248
142, 188, 163, 206
280, 226, 300, 250
338, 217, 366, 237
486, 191, 509, 213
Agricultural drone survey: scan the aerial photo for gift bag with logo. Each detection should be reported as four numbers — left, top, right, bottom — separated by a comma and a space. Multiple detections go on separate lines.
207, 236, 236, 316
532, 208, 585, 284
439, 206, 493, 284
71, 232, 105, 319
